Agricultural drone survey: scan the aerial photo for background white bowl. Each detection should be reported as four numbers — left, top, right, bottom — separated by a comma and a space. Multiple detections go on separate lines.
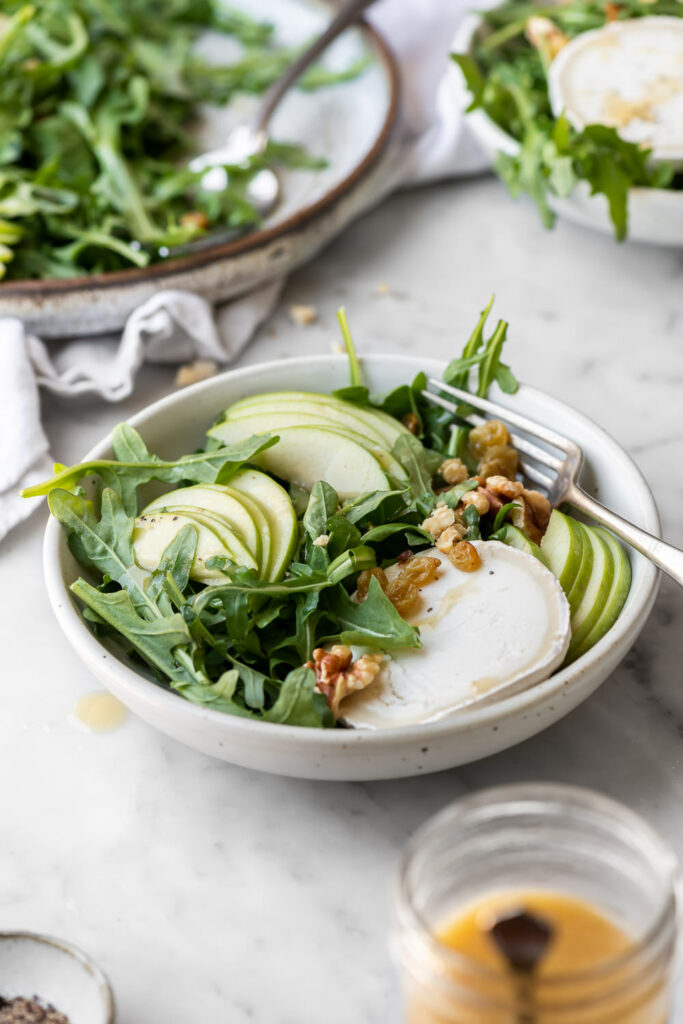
450, 14, 683, 248
43, 355, 659, 780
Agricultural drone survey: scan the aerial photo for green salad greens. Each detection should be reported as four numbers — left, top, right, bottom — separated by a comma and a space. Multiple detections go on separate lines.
453, 0, 681, 239
0, 0, 365, 281
24, 303, 518, 729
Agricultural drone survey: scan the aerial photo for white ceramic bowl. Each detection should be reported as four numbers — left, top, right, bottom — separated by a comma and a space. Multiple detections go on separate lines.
450, 14, 683, 248
43, 355, 659, 780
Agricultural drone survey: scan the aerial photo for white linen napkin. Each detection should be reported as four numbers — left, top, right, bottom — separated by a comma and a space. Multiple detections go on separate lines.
1, 0, 486, 541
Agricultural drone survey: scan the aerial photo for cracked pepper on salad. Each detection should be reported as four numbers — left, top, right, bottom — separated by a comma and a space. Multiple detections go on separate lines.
24, 300, 631, 729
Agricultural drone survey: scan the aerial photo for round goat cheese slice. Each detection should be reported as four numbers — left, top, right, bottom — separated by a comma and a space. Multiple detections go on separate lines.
548, 17, 683, 164
340, 543, 571, 730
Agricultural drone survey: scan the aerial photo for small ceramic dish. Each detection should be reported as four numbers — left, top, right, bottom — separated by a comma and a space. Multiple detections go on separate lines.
43, 354, 659, 781
0, 932, 114, 1024
449, 13, 683, 248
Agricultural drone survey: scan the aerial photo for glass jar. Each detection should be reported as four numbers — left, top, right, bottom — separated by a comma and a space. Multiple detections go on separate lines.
395, 783, 679, 1024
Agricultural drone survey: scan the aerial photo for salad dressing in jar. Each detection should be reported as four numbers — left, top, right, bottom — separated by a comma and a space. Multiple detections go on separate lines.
395, 785, 679, 1024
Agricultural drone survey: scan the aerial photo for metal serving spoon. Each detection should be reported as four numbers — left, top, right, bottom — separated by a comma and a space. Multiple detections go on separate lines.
163, 0, 379, 259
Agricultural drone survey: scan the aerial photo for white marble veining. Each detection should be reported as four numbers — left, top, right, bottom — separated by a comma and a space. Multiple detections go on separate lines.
2, 178, 683, 1023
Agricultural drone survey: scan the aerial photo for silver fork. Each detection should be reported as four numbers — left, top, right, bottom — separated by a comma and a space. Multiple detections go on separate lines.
422, 379, 683, 587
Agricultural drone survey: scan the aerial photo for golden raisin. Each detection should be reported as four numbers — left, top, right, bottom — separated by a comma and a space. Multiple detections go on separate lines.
399, 555, 441, 588
384, 579, 420, 616
477, 443, 519, 481
402, 412, 420, 435
356, 567, 387, 602
447, 541, 482, 573
468, 419, 512, 459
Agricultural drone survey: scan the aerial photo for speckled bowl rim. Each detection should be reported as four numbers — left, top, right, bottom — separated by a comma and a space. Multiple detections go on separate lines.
0, 17, 399, 301
42, 353, 660, 753
0, 931, 115, 1023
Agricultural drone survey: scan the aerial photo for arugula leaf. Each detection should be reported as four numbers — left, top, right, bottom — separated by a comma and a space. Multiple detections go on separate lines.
147, 523, 197, 604
360, 523, 431, 545
463, 504, 482, 541
391, 434, 440, 503
341, 489, 408, 527
71, 579, 193, 681
440, 479, 479, 509
49, 487, 153, 615
336, 307, 364, 389
173, 668, 265, 719
303, 481, 338, 540
22, 424, 276, 514
324, 514, 362, 559
264, 666, 333, 727
323, 576, 421, 650
493, 501, 521, 532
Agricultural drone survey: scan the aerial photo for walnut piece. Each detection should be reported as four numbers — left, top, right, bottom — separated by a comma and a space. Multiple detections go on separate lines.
525, 16, 568, 58
421, 502, 455, 539
289, 303, 318, 326
435, 523, 466, 554
460, 490, 490, 516
485, 476, 524, 500
174, 359, 218, 388
307, 645, 383, 716
440, 457, 469, 486
312, 534, 330, 548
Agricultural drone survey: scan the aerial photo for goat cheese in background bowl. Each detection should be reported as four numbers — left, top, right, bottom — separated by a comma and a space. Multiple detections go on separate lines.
548, 17, 683, 167
449, 9, 683, 247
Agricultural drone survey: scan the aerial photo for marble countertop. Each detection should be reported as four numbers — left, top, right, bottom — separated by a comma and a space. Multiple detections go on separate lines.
3, 177, 683, 1024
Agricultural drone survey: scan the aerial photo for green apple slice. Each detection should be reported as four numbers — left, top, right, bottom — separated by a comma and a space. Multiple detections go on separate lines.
571, 528, 631, 661
565, 524, 614, 663
564, 519, 595, 615
229, 468, 298, 581
142, 484, 261, 566
223, 391, 409, 447
225, 399, 392, 451
207, 421, 389, 500
541, 509, 584, 594
212, 411, 407, 483
500, 524, 548, 565
133, 511, 256, 582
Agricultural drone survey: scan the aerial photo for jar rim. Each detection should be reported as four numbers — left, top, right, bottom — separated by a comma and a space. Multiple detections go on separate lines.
396, 783, 678, 991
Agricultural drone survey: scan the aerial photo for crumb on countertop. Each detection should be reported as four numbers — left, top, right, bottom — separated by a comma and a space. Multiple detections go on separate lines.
330, 342, 345, 355
289, 303, 318, 326
373, 283, 391, 296
174, 359, 218, 388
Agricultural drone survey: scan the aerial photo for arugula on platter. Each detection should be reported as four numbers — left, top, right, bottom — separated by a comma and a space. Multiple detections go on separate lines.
0, 0, 366, 280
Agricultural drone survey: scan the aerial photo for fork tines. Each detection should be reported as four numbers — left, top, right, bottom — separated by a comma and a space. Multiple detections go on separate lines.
421, 379, 572, 491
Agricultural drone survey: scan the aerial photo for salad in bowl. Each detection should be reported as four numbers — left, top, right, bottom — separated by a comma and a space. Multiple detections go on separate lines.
28, 301, 641, 750
451, 0, 683, 245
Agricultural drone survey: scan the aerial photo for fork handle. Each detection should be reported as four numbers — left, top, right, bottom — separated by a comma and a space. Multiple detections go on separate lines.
566, 485, 683, 587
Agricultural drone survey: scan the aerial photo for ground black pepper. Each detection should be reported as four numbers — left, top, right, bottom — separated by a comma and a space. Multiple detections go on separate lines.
0, 996, 70, 1024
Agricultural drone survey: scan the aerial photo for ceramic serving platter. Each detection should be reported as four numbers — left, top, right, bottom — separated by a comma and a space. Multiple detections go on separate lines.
0, 0, 399, 338
43, 354, 660, 781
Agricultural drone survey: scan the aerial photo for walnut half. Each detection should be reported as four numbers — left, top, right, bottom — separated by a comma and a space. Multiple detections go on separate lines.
306, 645, 383, 717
